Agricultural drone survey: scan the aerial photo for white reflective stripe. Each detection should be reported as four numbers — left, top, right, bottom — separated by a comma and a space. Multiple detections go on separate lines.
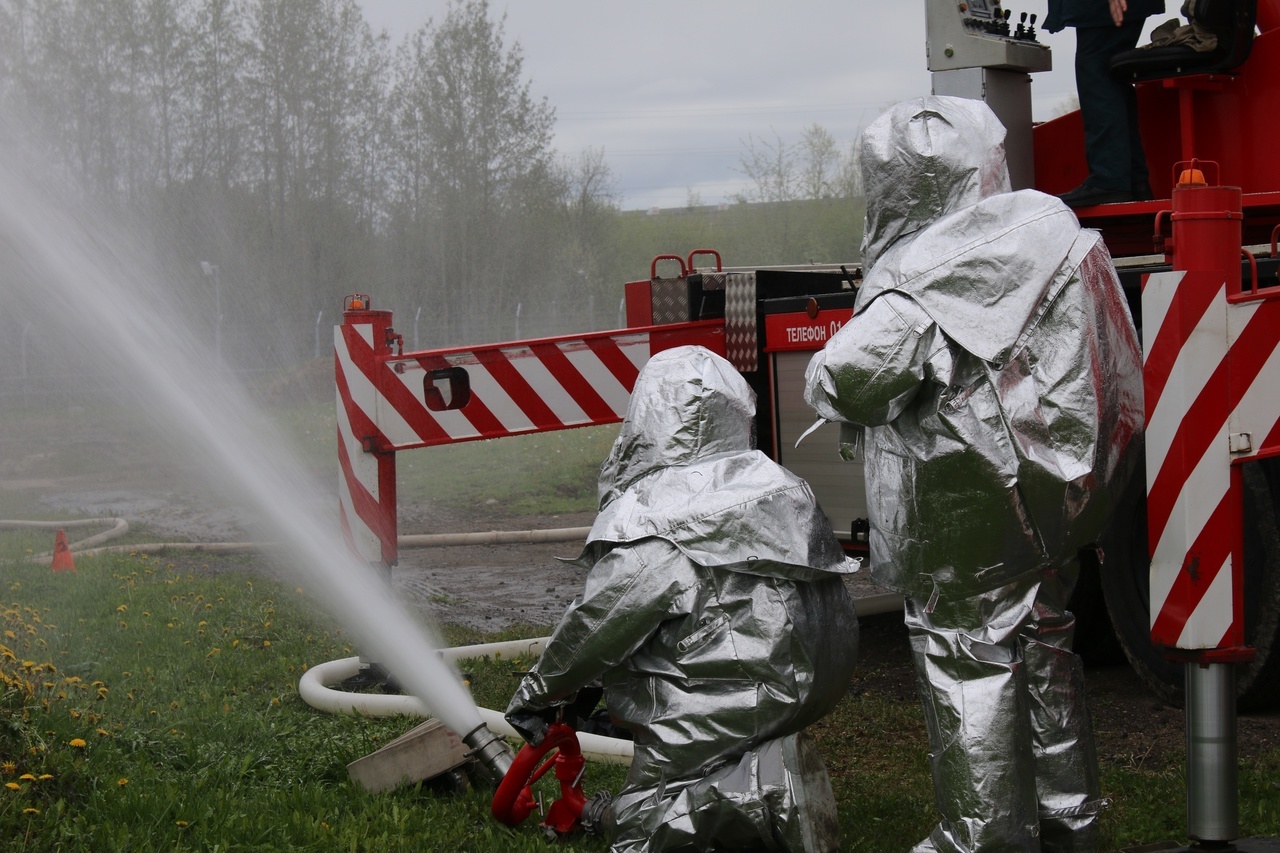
336, 389, 376, 499
1144, 281, 1227, 471
1140, 271, 1183, 358
464, 362, 537, 434
354, 323, 374, 349
1228, 305, 1280, 442
1148, 422, 1230, 623
335, 336, 383, 434
561, 343, 630, 417
335, 386, 381, 562
511, 351, 588, 426
1176, 554, 1234, 649
621, 335, 652, 373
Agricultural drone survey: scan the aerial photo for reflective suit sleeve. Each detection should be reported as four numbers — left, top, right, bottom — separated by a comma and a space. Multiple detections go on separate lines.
506, 540, 694, 719
804, 291, 938, 426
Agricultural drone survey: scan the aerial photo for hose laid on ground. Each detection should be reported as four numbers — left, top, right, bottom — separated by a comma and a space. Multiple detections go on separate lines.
2, 517, 131, 555
299, 647, 636, 766
6, 518, 593, 564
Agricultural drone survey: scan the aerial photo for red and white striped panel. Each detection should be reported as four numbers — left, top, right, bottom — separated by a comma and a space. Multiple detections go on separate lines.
1143, 270, 1280, 650
335, 317, 398, 565
337, 323, 725, 451
335, 316, 725, 564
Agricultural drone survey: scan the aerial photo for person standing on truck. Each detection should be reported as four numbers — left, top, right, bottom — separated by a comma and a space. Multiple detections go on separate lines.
804, 96, 1143, 852
506, 345, 860, 853
1047, 0, 1165, 206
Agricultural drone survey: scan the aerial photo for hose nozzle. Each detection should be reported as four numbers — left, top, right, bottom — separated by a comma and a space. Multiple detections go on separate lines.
462, 723, 514, 787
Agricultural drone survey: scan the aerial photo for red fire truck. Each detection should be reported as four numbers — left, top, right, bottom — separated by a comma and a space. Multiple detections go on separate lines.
336, 1, 1280, 842
335, 0, 1280, 718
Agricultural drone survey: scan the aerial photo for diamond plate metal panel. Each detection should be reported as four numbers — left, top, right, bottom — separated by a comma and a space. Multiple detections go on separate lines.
725, 272, 758, 372
650, 278, 691, 324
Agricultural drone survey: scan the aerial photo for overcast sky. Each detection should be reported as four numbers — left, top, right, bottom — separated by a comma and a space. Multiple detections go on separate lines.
358, 1, 1168, 211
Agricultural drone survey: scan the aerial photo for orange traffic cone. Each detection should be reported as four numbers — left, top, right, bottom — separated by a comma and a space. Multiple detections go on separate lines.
51, 529, 75, 573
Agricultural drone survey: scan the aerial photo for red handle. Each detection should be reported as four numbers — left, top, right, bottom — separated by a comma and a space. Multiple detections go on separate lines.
650, 254, 688, 280
490, 723, 587, 834
687, 248, 722, 272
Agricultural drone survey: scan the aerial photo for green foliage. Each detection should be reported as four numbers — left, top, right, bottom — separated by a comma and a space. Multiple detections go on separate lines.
601, 197, 865, 289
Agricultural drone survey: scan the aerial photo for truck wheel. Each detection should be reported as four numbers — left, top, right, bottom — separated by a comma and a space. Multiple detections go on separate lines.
1237, 457, 1280, 711
1101, 457, 1280, 710
1070, 547, 1125, 666
1098, 466, 1183, 705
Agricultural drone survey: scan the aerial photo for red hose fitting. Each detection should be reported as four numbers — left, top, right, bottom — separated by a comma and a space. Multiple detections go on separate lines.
491, 723, 587, 835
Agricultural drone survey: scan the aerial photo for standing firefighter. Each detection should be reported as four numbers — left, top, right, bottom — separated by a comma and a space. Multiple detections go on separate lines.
506, 345, 859, 852
804, 97, 1144, 852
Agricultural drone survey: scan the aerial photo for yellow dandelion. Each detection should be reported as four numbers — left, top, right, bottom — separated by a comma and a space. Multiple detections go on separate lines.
96, 728, 110, 737
176, 820, 188, 827
19, 774, 35, 782
116, 605, 127, 612
68, 738, 86, 749
263, 640, 271, 648
23, 807, 38, 815
5, 782, 20, 791
117, 778, 128, 787
1, 761, 16, 776
38, 775, 52, 781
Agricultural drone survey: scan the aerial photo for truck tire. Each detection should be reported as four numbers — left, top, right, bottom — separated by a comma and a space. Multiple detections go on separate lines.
1069, 547, 1126, 666
1100, 457, 1280, 710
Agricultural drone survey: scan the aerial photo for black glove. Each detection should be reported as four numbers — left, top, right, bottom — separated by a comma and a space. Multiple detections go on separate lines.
505, 708, 553, 746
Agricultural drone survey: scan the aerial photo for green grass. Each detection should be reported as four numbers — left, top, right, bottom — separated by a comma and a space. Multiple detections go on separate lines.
5, 549, 1279, 851
0, 550, 613, 851
0, 398, 618, 522
271, 400, 620, 517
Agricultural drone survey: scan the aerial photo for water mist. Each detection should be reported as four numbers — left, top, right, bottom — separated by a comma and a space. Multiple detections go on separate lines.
0, 145, 509, 776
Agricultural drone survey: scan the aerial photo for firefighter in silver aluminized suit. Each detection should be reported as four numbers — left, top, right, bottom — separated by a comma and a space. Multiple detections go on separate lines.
506, 345, 860, 853
803, 96, 1143, 853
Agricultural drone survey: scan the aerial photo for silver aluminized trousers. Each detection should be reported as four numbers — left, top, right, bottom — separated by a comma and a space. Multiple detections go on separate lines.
905, 566, 1107, 853
609, 731, 840, 853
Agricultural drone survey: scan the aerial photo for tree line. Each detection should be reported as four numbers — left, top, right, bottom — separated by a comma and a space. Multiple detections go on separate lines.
0, 0, 865, 379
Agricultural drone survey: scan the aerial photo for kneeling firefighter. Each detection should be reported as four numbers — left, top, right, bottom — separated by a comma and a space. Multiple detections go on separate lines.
506, 345, 860, 852
804, 96, 1144, 852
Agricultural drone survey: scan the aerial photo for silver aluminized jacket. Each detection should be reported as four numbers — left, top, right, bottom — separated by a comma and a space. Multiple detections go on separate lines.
805, 104, 1144, 603
508, 346, 859, 852
804, 96, 1143, 853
